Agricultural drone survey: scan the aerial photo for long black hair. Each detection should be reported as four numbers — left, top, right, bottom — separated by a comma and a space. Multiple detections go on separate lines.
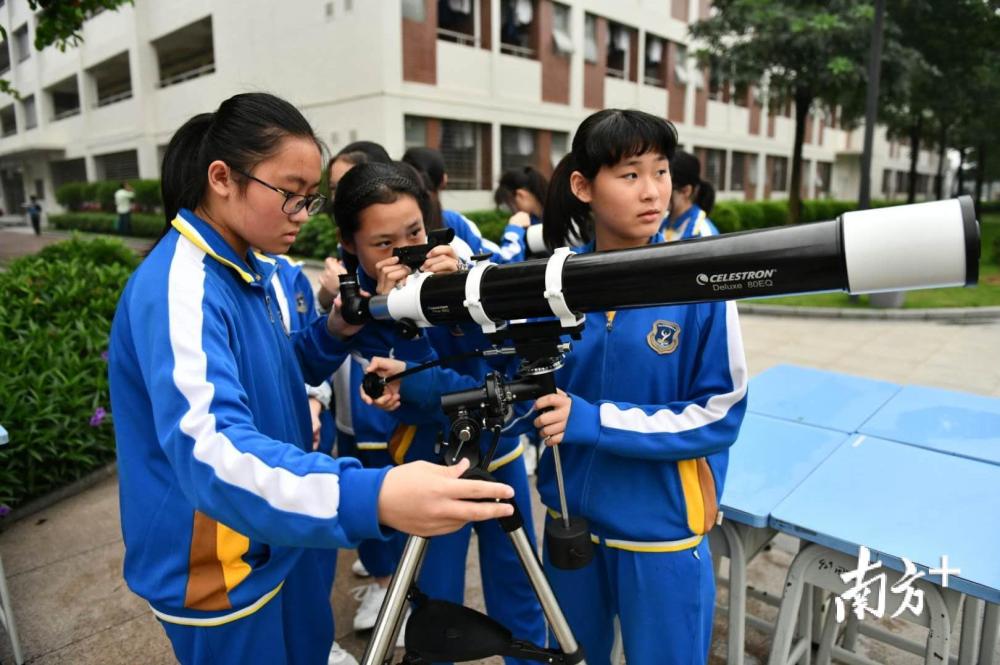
543, 109, 678, 249
494, 166, 549, 213
332, 162, 430, 273
160, 93, 321, 232
670, 150, 715, 215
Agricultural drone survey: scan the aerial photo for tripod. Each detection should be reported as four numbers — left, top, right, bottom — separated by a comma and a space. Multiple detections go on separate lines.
360, 322, 591, 665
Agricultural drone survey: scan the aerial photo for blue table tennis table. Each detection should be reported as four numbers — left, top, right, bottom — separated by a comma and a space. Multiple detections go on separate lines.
713, 365, 903, 664
718, 365, 1000, 665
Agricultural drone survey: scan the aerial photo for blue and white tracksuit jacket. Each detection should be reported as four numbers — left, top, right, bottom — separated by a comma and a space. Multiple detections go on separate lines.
403, 232, 748, 663
443, 209, 528, 264
661, 204, 719, 242
108, 209, 388, 627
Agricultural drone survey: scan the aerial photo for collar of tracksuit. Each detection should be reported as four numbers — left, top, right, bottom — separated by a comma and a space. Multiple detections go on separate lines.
170, 208, 278, 287
574, 231, 666, 255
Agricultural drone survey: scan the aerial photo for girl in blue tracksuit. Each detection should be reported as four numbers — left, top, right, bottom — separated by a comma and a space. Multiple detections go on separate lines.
107, 93, 514, 665
494, 165, 548, 262
332, 162, 546, 664
661, 150, 720, 242
373, 110, 748, 665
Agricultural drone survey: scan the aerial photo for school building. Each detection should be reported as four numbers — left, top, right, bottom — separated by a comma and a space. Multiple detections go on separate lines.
0, 0, 948, 215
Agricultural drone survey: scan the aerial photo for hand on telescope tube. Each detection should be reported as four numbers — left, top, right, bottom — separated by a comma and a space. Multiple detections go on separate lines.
508, 211, 532, 229
377, 457, 515, 536
361, 356, 407, 411
316, 257, 347, 312
419, 243, 460, 275
533, 390, 572, 446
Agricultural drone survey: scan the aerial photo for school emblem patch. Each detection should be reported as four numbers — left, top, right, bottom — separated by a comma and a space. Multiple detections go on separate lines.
295, 292, 308, 314
647, 320, 681, 355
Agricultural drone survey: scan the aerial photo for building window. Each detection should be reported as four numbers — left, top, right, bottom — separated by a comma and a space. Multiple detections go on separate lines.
153, 17, 215, 88
700, 148, 727, 191
438, 0, 478, 46
551, 131, 569, 169
730, 151, 756, 191
882, 168, 892, 195
47, 76, 81, 121
551, 2, 572, 55
500, 0, 535, 58
606, 22, 631, 80
501, 126, 537, 172
707, 57, 726, 101
96, 149, 139, 181
404, 116, 428, 149
89, 51, 132, 107
770, 156, 788, 192
22, 94, 36, 129
13, 24, 30, 63
583, 13, 598, 64
895, 170, 909, 195
815, 162, 832, 197
402, 0, 426, 21
0, 105, 16, 136
673, 43, 689, 85
51, 158, 87, 190
0, 40, 9, 74
440, 119, 484, 189
644, 35, 666, 87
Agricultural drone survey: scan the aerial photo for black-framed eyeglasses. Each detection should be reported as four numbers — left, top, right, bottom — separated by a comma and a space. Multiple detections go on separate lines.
231, 167, 327, 216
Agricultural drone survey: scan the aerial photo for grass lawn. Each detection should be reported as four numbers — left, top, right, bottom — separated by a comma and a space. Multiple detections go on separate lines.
747, 213, 1000, 308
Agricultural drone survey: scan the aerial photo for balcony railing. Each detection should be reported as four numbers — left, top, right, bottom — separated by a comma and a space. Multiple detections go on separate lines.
500, 43, 536, 59
437, 27, 478, 47
96, 90, 133, 108
157, 62, 215, 89
53, 107, 81, 121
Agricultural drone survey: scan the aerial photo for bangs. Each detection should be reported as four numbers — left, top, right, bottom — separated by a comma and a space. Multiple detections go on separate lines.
581, 109, 678, 170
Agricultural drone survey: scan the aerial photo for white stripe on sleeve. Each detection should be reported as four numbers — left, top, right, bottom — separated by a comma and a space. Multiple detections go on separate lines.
598, 301, 747, 433
168, 237, 342, 519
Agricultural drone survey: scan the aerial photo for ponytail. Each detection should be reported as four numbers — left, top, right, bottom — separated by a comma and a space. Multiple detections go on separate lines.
695, 180, 715, 215
543, 153, 592, 250
161, 113, 214, 229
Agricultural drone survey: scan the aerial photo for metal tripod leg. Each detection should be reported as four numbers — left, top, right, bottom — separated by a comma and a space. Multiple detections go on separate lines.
361, 535, 429, 665
507, 525, 585, 663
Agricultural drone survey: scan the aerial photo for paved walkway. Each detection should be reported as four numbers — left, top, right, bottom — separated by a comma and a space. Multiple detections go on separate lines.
1, 234, 998, 664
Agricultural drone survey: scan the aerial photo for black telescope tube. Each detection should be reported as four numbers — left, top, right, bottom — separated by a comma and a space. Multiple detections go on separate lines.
372, 196, 979, 327
417, 220, 846, 325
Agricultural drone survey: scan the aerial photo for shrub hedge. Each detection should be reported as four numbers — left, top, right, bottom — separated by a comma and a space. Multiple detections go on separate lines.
0, 236, 138, 511
55, 179, 161, 213
47, 198, 926, 261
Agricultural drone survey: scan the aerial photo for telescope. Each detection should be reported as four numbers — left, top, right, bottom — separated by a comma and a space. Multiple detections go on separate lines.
360, 196, 977, 329
355, 196, 979, 665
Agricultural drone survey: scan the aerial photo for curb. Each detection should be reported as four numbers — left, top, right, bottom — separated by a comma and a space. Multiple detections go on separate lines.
0, 462, 118, 532
737, 303, 1000, 322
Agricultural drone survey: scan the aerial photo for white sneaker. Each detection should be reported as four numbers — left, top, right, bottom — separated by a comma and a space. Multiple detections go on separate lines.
351, 557, 371, 578
327, 641, 359, 665
352, 582, 388, 631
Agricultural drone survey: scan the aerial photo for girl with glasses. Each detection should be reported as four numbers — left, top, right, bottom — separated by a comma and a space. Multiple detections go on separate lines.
107, 92, 515, 665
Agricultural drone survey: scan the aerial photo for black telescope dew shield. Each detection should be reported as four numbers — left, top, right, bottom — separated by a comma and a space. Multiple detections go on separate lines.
368, 197, 979, 327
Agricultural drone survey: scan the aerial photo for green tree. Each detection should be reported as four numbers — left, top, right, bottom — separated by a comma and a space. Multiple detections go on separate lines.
0, 0, 133, 98
881, 0, 999, 203
690, 1, 877, 223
